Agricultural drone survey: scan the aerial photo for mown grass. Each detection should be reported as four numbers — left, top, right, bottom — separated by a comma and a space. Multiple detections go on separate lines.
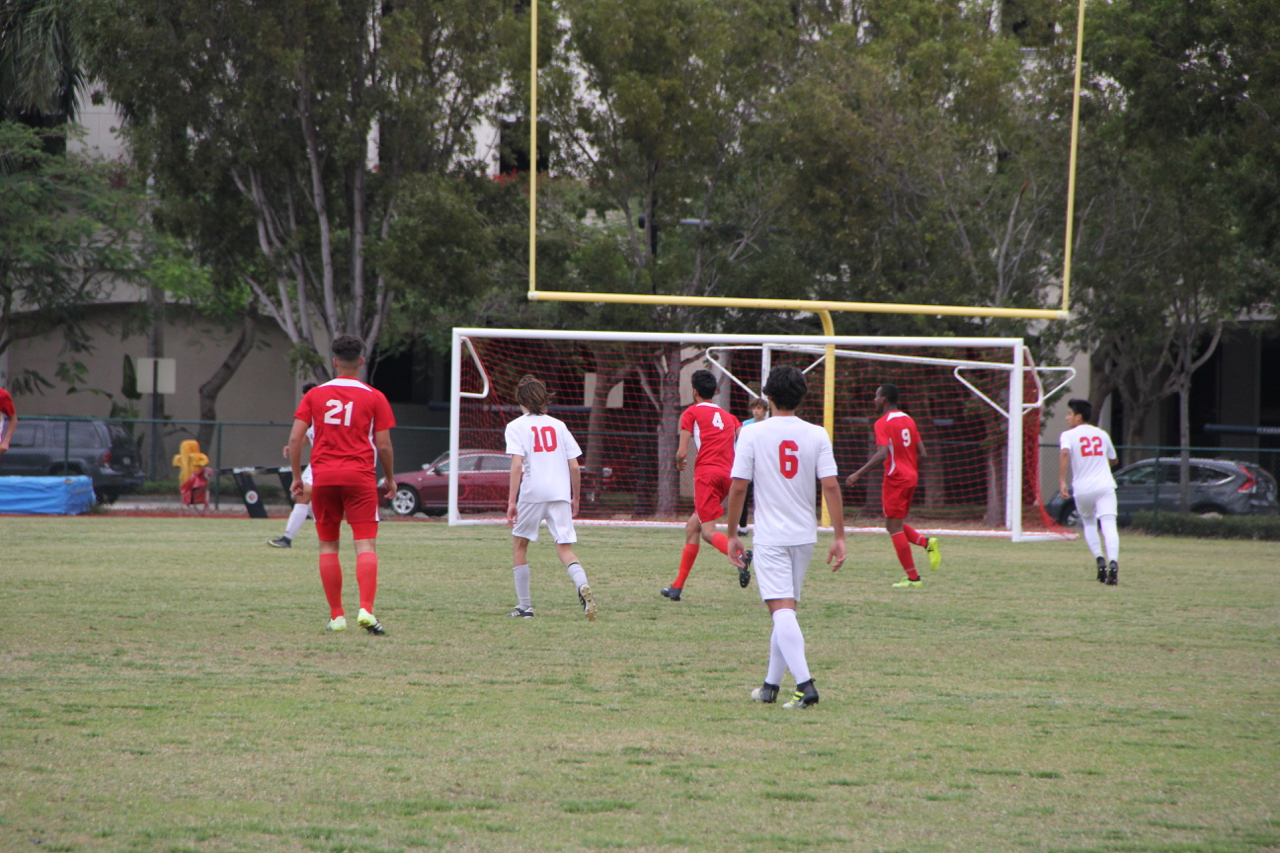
0, 516, 1277, 852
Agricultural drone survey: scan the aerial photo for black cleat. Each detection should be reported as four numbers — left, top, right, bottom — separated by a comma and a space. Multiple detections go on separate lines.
1096, 556, 1107, 583
660, 587, 682, 602
739, 550, 753, 588
507, 605, 535, 618
1106, 561, 1118, 586
783, 679, 819, 709
751, 682, 780, 704
268, 536, 292, 548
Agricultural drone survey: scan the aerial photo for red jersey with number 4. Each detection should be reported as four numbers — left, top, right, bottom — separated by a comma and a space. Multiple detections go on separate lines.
294, 378, 396, 487
680, 402, 740, 473
874, 410, 920, 486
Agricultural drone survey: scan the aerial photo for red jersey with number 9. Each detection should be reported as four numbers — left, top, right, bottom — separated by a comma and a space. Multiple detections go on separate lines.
874, 410, 920, 486
294, 378, 396, 486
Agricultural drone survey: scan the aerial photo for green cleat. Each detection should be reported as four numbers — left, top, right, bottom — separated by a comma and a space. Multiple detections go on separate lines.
326, 615, 347, 632
357, 608, 386, 635
926, 537, 941, 571
892, 578, 923, 589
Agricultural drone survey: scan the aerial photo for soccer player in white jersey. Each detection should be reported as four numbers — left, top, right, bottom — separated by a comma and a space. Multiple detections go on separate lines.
503, 375, 598, 621
270, 384, 317, 548
725, 366, 846, 709
1058, 398, 1121, 585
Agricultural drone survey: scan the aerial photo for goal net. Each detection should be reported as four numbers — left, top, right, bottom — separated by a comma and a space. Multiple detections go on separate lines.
448, 328, 1072, 540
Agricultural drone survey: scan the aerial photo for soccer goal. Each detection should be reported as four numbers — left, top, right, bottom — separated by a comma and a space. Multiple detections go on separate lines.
448, 328, 1074, 540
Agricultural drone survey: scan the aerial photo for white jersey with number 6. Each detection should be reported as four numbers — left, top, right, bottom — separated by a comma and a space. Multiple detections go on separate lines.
1060, 423, 1117, 494
504, 413, 583, 504
731, 416, 837, 547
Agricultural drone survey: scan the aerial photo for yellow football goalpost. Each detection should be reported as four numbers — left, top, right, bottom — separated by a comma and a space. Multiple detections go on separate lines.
521, 0, 1087, 522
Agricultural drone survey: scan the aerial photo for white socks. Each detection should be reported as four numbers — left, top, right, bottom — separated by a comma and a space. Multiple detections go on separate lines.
565, 561, 589, 591
284, 501, 311, 540
512, 564, 532, 608
1081, 519, 1104, 560
1099, 515, 1120, 563
770, 608, 810, 685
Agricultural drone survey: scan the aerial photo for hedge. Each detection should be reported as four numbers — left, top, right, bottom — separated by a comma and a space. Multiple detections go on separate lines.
1129, 510, 1280, 541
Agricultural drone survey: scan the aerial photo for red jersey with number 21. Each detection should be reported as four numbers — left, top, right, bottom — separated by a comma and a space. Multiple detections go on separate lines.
874, 410, 920, 486
294, 378, 396, 487
681, 402, 740, 473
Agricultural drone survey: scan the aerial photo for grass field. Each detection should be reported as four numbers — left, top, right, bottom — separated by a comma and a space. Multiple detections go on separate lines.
2, 516, 1277, 853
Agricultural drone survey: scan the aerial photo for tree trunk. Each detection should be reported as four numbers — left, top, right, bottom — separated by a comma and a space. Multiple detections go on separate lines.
1178, 383, 1191, 513
196, 308, 259, 452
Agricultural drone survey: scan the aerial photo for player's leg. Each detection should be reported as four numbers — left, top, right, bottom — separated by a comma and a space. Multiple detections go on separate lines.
697, 472, 732, 555
1093, 489, 1120, 585
755, 545, 818, 708
311, 486, 346, 631
509, 499, 545, 615
885, 515, 922, 587
901, 522, 941, 570
345, 484, 385, 635
548, 503, 596, 621
1073, 491, 1107, 580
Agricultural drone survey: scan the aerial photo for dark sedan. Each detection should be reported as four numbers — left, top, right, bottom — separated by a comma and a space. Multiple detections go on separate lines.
1049, 457, 1279, 526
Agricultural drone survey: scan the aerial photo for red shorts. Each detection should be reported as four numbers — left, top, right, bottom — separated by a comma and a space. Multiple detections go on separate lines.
311, 483, 380, 541
882, 480, 916, 519
694, 468, 731, 523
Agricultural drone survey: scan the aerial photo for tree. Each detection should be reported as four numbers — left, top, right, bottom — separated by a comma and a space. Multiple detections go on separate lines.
0, 120, 140, 391
1, 0, 86, 137
82, 0, 516, 379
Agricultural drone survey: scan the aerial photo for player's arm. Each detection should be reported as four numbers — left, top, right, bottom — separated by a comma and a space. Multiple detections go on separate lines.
568, 456, 582, 517
374, 429, 395, 501
725, 478, 751, 567
675, 428, 692, 471
820, 475, 847, 571
916, 435, 928, 460
845, 444, 888, 487
506, 454, 523, 526
287, 418, 310, 499
0, 412, 15, 456
1059, 447, 1072, 499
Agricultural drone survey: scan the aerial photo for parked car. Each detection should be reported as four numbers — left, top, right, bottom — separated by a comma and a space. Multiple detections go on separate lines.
1048, 457, 1280, 525
385, 449, 512, 516
0, 419, 146, 503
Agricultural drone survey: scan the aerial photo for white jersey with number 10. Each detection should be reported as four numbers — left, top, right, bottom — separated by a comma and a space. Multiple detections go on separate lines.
504, 413, 583, 504
731, 416, 838, 547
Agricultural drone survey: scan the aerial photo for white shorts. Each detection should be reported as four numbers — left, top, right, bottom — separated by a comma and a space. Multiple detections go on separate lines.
301, 465, 313, 487
753, 543, 815, 602
1074, 488, 1117, 524
511, 500, 577, 544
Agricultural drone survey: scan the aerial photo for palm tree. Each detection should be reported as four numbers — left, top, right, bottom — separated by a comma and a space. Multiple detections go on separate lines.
0, 0, 86, 149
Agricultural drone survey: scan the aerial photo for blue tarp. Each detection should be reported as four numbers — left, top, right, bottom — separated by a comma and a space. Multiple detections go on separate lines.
0, 476, 95, 515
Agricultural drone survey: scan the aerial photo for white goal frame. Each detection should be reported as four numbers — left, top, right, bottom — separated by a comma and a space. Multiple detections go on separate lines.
449, 328, 1073, 540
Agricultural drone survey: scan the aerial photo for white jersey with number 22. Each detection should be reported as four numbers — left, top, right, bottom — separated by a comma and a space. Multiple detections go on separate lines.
1060, 423, 1117, 495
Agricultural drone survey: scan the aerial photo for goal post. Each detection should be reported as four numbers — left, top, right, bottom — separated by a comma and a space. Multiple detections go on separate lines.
448, 328, 1072, 540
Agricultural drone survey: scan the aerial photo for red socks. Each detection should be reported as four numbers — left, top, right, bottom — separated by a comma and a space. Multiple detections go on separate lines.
356, 552, 378, 614
318, 553, 344, 618
891, 532, 921, 581
673, 543, 699, 589
710, 532, 729, 555
902, 524, 929, 548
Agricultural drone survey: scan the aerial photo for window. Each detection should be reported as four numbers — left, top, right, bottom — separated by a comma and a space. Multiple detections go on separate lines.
1115, 464, 1157, 486
10, 423, 42, 448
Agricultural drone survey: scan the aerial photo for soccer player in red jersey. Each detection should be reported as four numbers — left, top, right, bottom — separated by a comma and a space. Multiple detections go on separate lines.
0, 386, 16, 460
288, 335, 397, 634
845, 384, 941, 588
661, 369, 742, 601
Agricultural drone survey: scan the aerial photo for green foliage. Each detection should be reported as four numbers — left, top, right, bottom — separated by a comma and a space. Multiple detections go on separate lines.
1130, 510, 1280, 541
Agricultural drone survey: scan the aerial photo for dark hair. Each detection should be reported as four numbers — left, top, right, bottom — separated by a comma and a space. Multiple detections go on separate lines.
331, 335, 364, 364
763, 366, 808, 411
1067, 398, 1093, 423
751, 397, 768, 412
690, 368, 717, 400
516, 375, 551, 415
302, 383, 318, 393
878, 383, 900, 404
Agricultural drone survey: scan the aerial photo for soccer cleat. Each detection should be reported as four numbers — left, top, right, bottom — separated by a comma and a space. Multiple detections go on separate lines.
738, 527, 749, 537
782, 679, 819, 709
326, 615, 347, 632
660, 587, 682, 602
507, 605, 535, 618
578, 584, 598, 622
926, 537, 941, 571
751, 682, 780, 704
892, 578, 923, 589
1106, 561, 1118, 586
268, 536, 292, 548
357, 608, 386, 635
739, 549, 753, 589
1096, 556, 1107, 583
